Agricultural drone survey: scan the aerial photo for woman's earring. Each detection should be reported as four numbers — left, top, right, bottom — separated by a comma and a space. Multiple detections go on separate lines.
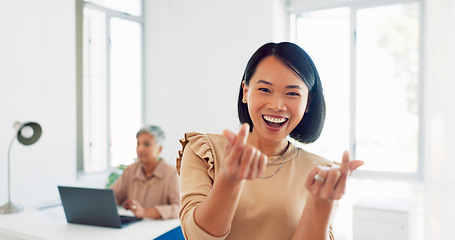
242, 98, 247, 103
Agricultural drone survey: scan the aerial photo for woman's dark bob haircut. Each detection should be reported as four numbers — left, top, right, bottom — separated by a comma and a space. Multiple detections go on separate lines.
237, 42, 326, 144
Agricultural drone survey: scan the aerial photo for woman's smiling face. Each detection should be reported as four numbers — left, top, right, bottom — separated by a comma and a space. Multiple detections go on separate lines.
243, 56, 309, 143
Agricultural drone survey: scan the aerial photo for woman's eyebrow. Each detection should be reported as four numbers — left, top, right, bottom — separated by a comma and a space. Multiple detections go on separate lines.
286, 85, 302, 89
257, 79, 303, 89
257, 80, 272, 85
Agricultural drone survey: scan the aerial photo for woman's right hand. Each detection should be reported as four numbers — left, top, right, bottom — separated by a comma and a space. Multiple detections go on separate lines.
221, 123, 268, 181
191, 124, 267, 236
123, 200, 144, 216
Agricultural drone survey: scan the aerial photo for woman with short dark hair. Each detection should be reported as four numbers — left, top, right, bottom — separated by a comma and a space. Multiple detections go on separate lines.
238, 42, 326, 144
177, 42, 364, 239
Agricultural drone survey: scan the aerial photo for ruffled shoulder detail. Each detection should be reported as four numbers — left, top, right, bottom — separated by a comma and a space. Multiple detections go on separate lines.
176, 132, 219, 180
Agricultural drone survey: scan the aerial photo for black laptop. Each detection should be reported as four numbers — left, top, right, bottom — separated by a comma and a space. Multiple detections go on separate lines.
58, 186, 142, 228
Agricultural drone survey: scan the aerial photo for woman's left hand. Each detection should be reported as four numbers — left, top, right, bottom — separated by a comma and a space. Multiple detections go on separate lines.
305, 151, 364, 201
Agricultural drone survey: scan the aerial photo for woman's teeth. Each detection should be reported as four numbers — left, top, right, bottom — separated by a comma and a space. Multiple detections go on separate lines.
263, 115, 287, 123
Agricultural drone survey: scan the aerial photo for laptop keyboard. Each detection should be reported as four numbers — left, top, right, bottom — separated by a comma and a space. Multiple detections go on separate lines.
120, 215, 142, 225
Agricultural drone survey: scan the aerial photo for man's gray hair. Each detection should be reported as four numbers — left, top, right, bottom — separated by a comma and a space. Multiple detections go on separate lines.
136, 125, 165, 146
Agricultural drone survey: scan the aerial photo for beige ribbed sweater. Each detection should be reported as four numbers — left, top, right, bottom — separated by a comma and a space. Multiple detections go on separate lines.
177, 133, 337, 240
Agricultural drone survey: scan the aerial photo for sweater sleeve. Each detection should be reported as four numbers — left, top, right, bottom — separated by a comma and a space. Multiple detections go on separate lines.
177, 133, 229, 240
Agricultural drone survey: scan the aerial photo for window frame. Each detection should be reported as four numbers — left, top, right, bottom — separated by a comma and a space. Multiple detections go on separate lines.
289, 0, 424, 181
75, 0, 145, 175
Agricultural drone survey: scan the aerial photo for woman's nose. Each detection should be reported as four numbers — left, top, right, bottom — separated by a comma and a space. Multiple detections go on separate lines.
267, 94, 286, 111
137, 144, 143, 152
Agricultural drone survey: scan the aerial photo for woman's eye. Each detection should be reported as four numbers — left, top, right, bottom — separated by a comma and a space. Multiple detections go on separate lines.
259, 88, 270, 93
287, 92, 300, 96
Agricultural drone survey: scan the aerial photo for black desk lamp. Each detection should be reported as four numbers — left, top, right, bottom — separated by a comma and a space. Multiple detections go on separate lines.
0, 121, 42, 214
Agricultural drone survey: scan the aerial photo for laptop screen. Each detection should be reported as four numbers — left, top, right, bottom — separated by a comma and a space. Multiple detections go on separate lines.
58, 186, 141, 228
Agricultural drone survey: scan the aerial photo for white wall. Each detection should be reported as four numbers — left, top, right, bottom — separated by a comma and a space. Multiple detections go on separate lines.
423, 0, 455, 239
144, 0, 289, 163
0, 0, 77, 207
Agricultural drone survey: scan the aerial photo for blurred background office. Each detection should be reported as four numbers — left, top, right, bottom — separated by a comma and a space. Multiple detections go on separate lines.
0, 0, 454, 239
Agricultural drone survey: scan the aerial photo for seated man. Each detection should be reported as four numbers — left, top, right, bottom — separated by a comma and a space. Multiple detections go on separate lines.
110, 125, 179, 220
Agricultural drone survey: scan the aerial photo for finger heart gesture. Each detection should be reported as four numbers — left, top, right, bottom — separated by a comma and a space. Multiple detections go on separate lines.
306, 151, 364, 201
222, 124, 268, 181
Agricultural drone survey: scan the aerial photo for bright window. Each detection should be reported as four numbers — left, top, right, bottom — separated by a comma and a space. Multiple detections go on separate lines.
294, 7, 351, 164
292, 1, 422, 178
86, 0, 142, 16
109, 17, 142, 168
355, 4, 420, 173
77, 0, 144, 174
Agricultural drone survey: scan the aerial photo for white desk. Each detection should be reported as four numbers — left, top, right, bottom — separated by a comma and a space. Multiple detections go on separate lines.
0, 206, 180, 240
